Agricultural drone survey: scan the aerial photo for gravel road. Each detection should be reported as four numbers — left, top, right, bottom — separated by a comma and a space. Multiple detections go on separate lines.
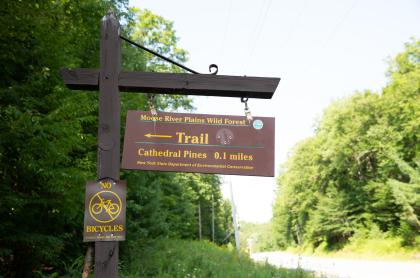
251, 251, 420, 278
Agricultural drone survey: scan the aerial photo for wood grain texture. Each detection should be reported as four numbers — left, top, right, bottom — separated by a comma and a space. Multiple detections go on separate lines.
119, 71, 280, 99
94, 242, 119, 278
60, 69, 280, 99
94, 12, 120, 278
59, 68, 98, 90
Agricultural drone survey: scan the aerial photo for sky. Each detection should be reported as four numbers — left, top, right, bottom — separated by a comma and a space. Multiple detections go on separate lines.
129, 0, 420, 223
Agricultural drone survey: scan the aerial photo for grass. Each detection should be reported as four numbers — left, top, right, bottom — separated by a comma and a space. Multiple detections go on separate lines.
120, 239, 313, 278
336, 236, 420, 261
287, 235, 420, 261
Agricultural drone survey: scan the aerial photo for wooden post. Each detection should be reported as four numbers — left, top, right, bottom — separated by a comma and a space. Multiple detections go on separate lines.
198, 202, 202, 240
60, 70, 280, 99
94, 11, 121, 278
59, 11, 280, 278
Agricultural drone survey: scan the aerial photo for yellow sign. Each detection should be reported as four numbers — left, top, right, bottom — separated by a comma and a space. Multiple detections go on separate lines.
83, 179, 126, 242
89, 190, 122, 223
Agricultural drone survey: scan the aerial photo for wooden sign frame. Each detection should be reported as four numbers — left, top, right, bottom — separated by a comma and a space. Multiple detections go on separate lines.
61, 11, 279, 278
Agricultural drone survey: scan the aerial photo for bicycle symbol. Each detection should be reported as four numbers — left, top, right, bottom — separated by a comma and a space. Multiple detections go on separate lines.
89, 191, 122, 223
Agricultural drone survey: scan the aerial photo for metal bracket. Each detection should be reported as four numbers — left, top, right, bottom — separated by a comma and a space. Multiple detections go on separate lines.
241, 97, 253, 122
120, 36, 218, 75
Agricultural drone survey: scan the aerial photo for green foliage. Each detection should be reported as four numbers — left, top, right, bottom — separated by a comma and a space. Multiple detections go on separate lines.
128, 8, 189, 74
120, 239, 311, 278
0, 1, 127, 276
273, 39, 420, 253
0, 2, 229, 277
308, 225, 420, 260
121, 172, 232, 244
240, 222, 277, 252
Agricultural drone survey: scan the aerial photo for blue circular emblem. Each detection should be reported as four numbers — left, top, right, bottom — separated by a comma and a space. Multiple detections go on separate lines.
253, 119, 263, 130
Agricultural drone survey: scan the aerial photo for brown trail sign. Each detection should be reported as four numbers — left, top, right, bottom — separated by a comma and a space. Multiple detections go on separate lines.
60, 11, 279, 278
122, 111, 275, 176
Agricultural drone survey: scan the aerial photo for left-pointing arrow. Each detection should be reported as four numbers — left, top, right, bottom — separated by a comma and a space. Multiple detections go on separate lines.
144, 133, 173, 138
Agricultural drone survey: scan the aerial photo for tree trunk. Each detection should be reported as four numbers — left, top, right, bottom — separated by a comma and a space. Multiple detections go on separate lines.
82, 244, 94, 278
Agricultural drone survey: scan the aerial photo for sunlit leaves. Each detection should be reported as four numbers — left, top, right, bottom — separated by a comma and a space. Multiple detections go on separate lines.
273, 39, 420, 250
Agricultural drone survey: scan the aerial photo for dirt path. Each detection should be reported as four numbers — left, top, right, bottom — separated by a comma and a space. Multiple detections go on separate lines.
251, 251, 420, 278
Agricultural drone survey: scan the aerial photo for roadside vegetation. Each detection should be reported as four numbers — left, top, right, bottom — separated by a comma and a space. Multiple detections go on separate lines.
287, 237, 420, 261
120, 239, 311, 278
0, 1, 235, 276
0, 1, 314, 277
2, 0, 418, 276
240, 222, 278, 253
272, 39, 420, 261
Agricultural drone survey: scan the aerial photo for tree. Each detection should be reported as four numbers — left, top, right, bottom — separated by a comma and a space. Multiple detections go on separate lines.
0, 2, 230, 276
272, 39, 420, 250
0, 1, 128, 275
